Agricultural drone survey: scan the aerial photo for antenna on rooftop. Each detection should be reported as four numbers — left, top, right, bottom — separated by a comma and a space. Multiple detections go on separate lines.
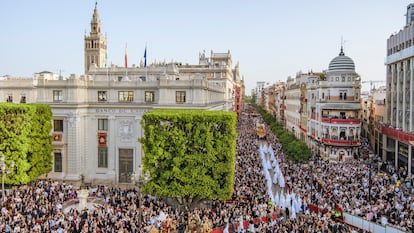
57, 69, 65, 79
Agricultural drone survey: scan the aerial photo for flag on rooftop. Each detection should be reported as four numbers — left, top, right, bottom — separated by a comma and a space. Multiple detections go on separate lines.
144, 46, 147, 68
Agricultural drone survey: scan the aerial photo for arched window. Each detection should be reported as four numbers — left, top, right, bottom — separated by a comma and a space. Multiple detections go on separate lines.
340, 129, 346, 140
349, 129, 354, 140
324, 128, 329, 139
331, 128, 338, 140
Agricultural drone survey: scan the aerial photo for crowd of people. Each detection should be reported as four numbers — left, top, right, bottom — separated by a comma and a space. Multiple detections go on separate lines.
279, 156, 414, 230
260, 115, 413, 232
0, 109, 411, 232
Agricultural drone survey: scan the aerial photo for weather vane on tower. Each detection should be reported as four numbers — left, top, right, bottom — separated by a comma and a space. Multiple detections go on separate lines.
340, 36, 348, 55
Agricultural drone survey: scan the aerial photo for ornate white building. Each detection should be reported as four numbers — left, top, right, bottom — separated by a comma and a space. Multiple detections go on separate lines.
0, 3, 243, 184
313, 48, 362, 160
281, 47, 362, 160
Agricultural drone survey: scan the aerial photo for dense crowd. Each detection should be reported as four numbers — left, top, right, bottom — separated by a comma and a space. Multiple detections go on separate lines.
0, 110, 411, 232
279, 157, 414, 231
262, 118, 414, 232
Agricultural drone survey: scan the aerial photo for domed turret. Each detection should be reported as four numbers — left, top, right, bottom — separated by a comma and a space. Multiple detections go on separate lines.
328, 47, 355, 71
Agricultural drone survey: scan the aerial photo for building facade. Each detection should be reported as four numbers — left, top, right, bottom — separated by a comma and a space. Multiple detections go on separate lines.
309, 48, 362, 160
0, 4, 244, 184
370, 87, 386, 157
259, 47, 362, 160
285, 74, 306, 140
261, 82, 285, 120
383, 4, 414, 177
255, 81, 266, 106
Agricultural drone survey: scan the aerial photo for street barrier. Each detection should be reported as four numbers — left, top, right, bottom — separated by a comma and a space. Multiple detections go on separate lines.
343, 212, 407, 233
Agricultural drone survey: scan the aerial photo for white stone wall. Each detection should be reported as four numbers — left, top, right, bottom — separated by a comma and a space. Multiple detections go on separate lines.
0, 70, 229, 184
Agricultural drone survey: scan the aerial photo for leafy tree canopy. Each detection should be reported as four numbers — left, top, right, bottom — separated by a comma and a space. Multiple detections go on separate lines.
140, 110, 237, 208
0, 103, 52, 185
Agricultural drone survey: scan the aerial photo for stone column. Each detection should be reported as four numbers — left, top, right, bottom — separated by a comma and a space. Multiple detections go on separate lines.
408, 144, 412, 178
108, 116, 117, 184
395, 142, 399, 169
135, 115, 143, 171
410, 58, 414, 132
65, 111, 82, 181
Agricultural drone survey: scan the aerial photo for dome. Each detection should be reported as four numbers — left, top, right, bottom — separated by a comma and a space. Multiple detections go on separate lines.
328, 47, 355, 71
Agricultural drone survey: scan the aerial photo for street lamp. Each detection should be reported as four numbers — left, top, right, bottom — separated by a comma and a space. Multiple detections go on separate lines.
131, 170, 138, 187
368, 161, 372, 202
363, 157, 374, 202
132, 164, 150, 228
316, 140, 321, 159
308, 166, 313, 202
0, 154, 15, 202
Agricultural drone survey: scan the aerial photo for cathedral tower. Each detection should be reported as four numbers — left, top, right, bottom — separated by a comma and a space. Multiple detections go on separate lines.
84, 2, 107, 74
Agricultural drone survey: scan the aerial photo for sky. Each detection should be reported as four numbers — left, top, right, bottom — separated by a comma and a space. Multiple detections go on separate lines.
0, 1, 411, 93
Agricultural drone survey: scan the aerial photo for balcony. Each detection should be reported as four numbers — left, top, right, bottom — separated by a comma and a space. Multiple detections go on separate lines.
382, 126, 414, 144
321, 117, 360, 124
322, 138, 360, 146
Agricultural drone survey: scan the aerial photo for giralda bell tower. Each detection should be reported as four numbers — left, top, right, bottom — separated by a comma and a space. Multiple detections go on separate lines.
84, 2, 107, 74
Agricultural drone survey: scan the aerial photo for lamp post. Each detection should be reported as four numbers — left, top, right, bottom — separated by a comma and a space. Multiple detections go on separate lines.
131, 170, 138, 187
368, 161, 372, 202
363, 156, 373, 202
309, 167, 313, 201
0, 154, 15, 202
131, 165, 143, 226
131, 165, 148, 227
316, 140, 321, 159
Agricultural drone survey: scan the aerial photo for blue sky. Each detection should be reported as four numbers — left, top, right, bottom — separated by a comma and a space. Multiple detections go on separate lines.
0, 1, 410, 92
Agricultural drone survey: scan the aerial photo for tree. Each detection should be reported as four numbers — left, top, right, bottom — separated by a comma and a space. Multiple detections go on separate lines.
140, 110, 237, 209
0, 103, 53, 184
244, 95, 252, 104
26, 104, 53, 179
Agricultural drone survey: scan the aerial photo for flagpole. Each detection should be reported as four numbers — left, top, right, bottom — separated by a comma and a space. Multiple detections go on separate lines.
125, 42, 128, 79
106, 64, 109, 83
105, 32, 109, 83
144, 43, 148, 81
106, 58, 109, 84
